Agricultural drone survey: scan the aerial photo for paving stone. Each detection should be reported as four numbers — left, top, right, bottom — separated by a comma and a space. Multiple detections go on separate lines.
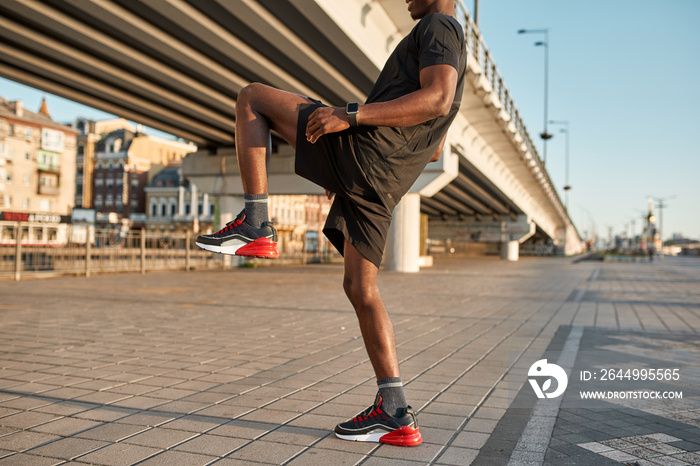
76, 443, 162, 465
0, 431, 60, 452
27, 437, 108, 460
32, 417, 103, 436
0, 411, 60, 429
285, 447, 365, 466
137, 450, 218, 465
122, 427, 197, 449
451, 431, 490, 449
0, 453, 63, 465
227, 439, 305, 464
436, 446, 480, 465
173, 433, 247, 457
75, 422, 148, 442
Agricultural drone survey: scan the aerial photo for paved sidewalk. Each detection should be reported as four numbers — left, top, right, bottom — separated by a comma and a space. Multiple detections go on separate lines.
0, 255, 698, 465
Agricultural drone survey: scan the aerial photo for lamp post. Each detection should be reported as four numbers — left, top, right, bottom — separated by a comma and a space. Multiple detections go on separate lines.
549, 120, 570, 211
518, 28, 552, 165
650, 195, 675, 259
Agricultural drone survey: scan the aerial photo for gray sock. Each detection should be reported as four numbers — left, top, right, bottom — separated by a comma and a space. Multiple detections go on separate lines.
244, 193, 269, 228
377, 377, 407, 418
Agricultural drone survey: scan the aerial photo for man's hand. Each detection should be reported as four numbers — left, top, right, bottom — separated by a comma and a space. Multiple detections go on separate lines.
305, 106, 349, 144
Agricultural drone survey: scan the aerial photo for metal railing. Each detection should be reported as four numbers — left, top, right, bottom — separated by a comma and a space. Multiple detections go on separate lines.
454, 0, 541, 164
453, 0, 569, 222
1, 223, 216, 280
1, 223, 341, 281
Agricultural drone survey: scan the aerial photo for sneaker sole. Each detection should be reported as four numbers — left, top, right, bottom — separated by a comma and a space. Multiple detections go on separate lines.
335, 426, 422, 446
195, 237, 279, 259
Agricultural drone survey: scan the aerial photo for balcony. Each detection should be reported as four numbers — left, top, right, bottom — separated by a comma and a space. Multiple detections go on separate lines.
38, 185, 60, 195
38, 163, 60, 174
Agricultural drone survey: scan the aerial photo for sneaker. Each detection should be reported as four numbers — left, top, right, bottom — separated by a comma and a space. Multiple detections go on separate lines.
195, 210, 278, 258
334, 394, 422, 446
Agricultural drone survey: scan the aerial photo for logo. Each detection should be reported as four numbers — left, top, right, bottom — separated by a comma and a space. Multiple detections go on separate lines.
528, 359, 568, 399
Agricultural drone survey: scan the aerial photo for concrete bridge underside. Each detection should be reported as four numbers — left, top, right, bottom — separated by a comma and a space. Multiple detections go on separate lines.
0, 0, 582, 270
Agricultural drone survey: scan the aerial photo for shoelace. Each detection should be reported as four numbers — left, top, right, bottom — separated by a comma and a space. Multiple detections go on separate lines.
353, 404, 383, 422
214, 215, 244, 235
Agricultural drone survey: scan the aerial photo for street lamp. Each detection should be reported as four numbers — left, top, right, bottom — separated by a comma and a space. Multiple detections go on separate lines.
518, 28, 552, 165
649, 195, 675, 259
549, 120, 570, 210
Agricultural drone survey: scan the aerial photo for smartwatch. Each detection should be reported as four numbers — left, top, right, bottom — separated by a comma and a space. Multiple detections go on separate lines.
346, 102, 359, 127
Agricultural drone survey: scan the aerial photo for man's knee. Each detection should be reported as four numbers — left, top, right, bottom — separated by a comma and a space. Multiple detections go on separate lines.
237, 82, 267, 107
343, 274, 376, 311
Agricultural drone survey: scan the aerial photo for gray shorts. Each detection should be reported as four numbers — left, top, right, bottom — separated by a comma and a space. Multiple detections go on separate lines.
294, 101, 392, 268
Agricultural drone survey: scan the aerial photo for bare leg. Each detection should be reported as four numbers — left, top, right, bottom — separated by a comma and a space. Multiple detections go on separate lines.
342, 239, 400, 379
235, 83, 313, 194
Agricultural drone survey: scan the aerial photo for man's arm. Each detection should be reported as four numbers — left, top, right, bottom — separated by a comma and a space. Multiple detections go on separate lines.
305, 64, 458, 144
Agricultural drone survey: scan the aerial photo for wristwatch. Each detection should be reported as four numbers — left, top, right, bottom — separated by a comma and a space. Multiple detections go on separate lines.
346, 102, 359, 127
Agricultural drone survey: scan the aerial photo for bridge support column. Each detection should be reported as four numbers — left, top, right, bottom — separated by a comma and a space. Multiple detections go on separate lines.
385, 193, 421, 273
502, 240, 519, 261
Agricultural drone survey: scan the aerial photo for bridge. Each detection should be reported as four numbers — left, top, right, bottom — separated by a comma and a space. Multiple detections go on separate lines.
0, 0, 582, 271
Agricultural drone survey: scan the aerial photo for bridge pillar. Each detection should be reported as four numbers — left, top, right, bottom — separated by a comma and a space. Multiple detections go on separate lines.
502, 241, 519, 261
385, 193, 421, 273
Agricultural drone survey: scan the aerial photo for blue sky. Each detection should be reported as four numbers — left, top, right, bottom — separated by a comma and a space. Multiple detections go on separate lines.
1, 0, 698, 241
475, 0, 700, 241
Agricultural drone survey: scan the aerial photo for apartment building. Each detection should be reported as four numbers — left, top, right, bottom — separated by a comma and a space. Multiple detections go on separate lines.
0, 97, 77, 245
91, 128, 196, 229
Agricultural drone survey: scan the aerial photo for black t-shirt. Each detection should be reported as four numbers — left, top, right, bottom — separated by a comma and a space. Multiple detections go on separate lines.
353, 13, 466, 209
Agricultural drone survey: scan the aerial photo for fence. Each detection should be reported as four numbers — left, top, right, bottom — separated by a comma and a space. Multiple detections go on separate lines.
1, 223, 339, 281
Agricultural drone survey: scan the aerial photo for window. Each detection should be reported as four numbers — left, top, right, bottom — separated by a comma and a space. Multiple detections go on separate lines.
25, 152, 30, 161
151, 203, 157, 216
171, 204, 177, 216
161, 203, 166, 216
39, 199, 51, 211
23, 174, 30, 186
25, 128, 32, 139
2, 225, 15, 240
5, 172, 11, 182
22, 198, 29, 209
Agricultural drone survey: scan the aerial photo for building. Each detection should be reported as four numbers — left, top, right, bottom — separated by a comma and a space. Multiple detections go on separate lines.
269, 194, 332, 256
72, 117, 135, 209
91, 128, 196, 230
0, 97, 77, 245
144, 165, 214, 233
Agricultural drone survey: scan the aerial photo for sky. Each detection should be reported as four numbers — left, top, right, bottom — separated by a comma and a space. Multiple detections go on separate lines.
474, 0, 700, 241
1, 0, 699, 241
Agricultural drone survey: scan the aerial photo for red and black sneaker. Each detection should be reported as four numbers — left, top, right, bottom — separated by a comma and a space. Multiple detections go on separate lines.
334, 394, 422, 446
195, 210, 278, 258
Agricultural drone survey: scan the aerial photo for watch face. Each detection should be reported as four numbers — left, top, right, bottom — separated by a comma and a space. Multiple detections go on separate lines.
347, 103, 359, 113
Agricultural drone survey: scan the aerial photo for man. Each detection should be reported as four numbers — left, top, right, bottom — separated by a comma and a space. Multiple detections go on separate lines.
196, 0, 465, 446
